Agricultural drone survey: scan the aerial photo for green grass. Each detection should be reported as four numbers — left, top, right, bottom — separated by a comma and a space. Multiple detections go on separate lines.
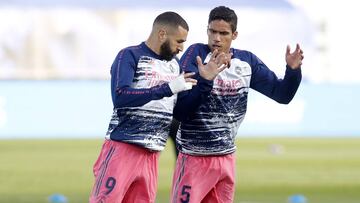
0, 138, 359, 203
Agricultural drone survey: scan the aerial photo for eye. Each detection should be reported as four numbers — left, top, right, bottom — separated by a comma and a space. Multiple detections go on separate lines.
208, 29, 217, 34
219, 31, 230, 36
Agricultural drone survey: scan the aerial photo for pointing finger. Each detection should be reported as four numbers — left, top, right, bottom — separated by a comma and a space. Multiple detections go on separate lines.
218, 64, 227, 72
296, 43, 301, 53
286, 45, 291, 55
211, 49, 219, 60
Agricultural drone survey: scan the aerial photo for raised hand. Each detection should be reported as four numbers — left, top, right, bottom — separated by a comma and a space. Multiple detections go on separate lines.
286, 43, 304, 69
197, 49, 232, 81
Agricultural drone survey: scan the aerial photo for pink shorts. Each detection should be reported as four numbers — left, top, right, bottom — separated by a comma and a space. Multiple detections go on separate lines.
171, 152, 235, 203
89, 140, 160, 203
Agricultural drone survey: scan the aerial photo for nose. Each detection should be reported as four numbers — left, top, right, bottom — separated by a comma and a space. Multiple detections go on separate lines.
213, 33, 221, 42
178, 44, 184, 52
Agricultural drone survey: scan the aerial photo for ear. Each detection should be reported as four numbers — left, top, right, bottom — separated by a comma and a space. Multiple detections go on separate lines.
232, 31, 238, 40
158, 28, 167, 42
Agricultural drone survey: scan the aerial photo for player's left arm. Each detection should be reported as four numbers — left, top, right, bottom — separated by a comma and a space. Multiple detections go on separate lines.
250, 44, 303, 104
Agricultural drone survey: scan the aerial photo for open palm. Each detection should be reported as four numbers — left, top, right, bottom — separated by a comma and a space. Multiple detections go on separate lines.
286, 43, 304, 69
197, 50, 232, 80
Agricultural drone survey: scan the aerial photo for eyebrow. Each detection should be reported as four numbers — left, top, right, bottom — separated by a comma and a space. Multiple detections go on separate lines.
177, 39, 186, 43
208, 28, 231, 35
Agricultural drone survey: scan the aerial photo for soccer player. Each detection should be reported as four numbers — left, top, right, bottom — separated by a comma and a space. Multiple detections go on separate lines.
89, 11, 228, 203
171, 6, 304, 203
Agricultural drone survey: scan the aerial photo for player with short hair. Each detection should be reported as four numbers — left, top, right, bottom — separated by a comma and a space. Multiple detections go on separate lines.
171, 6, 304, 203
89, 11, 228, 203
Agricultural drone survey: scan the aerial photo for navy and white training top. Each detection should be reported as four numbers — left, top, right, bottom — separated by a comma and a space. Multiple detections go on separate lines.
174, 43, 302, 156
106, 42, 179, 151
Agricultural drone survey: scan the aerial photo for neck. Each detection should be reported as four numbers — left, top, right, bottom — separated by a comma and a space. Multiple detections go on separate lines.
145, 35, 161, 55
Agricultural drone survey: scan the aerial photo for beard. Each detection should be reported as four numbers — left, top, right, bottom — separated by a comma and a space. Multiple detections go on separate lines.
159, 40, 177, 61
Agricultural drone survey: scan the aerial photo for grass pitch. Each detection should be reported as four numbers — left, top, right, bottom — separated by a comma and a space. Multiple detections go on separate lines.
0, 137, 359, 203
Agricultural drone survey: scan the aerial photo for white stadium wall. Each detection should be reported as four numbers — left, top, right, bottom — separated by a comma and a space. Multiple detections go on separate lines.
0, 0, 359, 138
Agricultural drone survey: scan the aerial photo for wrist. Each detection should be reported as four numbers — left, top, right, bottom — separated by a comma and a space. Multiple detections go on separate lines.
168, 75, 193, 94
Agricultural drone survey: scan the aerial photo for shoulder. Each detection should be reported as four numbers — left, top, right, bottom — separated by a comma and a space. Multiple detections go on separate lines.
116, 43, 143, 61
184, 43, 209, 55
232, 48, 253, 59
187, 43, 208, 50
231, 48, 262, 65
181, 43, 210, 61
120, 43, 143, 55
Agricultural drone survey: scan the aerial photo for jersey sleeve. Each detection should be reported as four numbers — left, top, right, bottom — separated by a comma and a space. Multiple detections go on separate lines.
249, 52, 302, 104
110, 49, 173, 108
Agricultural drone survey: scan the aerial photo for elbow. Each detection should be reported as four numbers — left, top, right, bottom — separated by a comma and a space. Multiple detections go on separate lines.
274, 83, 301, 104
276, 95, 294, 104
113, 92, 130, 108
278, 99, 291, 104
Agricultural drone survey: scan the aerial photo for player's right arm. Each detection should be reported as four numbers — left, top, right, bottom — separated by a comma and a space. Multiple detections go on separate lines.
174, 44, 229, 121
111, 49, 195, 108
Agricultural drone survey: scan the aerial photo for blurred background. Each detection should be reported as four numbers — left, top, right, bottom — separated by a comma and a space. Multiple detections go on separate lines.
0, 0, 360, 203
0, 0, 359, 138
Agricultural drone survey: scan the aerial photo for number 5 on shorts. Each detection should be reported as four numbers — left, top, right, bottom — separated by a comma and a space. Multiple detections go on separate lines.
180, 185, 191, 203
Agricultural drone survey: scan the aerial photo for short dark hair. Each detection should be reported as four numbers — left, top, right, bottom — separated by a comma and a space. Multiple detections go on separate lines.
153, 11, 189, 31
208, 6, 237, 32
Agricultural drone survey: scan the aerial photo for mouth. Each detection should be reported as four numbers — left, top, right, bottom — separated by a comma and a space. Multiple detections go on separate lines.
212, 45, 221, 50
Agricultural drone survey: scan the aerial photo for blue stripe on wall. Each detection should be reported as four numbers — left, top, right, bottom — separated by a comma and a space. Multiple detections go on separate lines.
0, 81, 359, 138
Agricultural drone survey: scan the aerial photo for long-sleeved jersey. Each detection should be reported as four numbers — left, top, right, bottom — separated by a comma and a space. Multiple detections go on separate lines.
174, 43, 302, 156
106, 42, 180, 151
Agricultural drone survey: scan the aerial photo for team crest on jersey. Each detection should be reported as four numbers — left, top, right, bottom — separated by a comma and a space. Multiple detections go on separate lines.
235, 66, 242, 75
